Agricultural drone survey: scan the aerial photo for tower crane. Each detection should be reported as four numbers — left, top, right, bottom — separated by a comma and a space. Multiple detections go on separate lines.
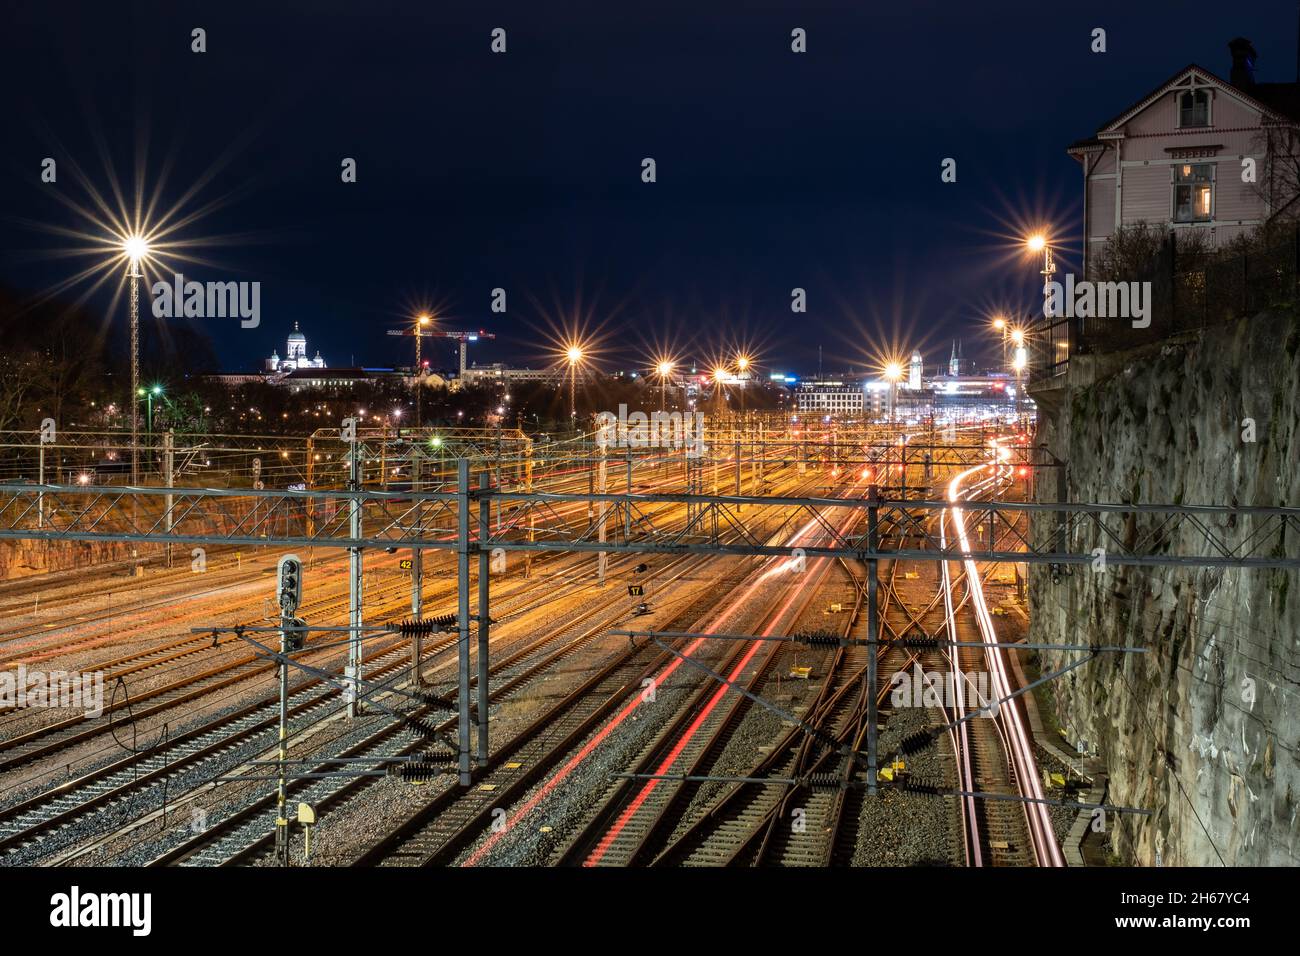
387, 327, 496, 379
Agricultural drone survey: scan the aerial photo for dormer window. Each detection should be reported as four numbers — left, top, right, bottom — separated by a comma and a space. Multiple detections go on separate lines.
1179, 89, 1210, 127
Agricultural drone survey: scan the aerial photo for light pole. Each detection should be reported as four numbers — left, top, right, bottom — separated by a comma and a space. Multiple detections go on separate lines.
566, 345, 584, 422
415, 313, 430, 428
141, 384, 163, 438
993, 315, 1008, 369
1009, 327, 1028, 423
884, 361, 904, 424
122, 236, 150, 486
1026, 234, 1056, 311
1012, 345, 1027, 425
655, 359, 675, 415
735, 355, 750, 421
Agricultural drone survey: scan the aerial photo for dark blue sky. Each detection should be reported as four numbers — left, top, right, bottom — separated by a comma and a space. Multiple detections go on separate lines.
1, 0, 1295, 375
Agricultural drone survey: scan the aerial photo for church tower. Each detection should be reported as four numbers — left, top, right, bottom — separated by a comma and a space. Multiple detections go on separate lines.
286, 322, 308, 366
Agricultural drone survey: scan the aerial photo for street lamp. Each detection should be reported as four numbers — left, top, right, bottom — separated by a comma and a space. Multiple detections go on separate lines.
1026, 233, 1056, 303
566, 345, 584, 420
655, 359, 675, 414
122, 235, 151, 486
415, 313, 431, 428
711, 364, 731, 416
992, 314, 1008, 368
884, 361, 904, 423
735, 354, 751, 420
1012, 347, 1028, 424
141, 384, 163, 436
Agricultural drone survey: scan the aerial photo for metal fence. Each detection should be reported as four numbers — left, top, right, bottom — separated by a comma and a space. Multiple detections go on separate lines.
1030, 227, 1300, 382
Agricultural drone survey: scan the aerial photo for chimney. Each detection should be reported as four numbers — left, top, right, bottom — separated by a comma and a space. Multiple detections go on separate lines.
1229, 37, 1257, 89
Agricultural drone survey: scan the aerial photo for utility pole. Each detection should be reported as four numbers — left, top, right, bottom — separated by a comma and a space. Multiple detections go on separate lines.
411, 446, 424, 687
163, 430, 174, 568
597, 442, 608, 585
477, 472, 491, 763
625, 446, 633, 540
734, 438, 742, 508
275, 554, 303, 866
525, 437, 535, 579
866, 487, 879, 795
456, 459, 472, 785
36, 439, 44, 530
347, 444, 364, 718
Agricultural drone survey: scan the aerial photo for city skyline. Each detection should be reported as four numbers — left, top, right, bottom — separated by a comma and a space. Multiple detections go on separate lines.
1, 1, 1293, 374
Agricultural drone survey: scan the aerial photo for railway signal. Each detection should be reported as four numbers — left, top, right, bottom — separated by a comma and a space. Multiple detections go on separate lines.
277, 554, 303, 615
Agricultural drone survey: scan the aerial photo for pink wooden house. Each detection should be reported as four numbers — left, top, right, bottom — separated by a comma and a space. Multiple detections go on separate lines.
1069, 38, 1300, 276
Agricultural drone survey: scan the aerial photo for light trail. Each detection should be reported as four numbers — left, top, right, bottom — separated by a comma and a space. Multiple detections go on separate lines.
938, 510, 980, 867
945, 438, 1063, 867
462, 474, 864, 867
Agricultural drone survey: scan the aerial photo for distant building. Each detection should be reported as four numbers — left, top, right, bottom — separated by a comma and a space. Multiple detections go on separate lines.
265, 323, 326, 372
796, 383, 866, 416
1068, 37, 1300, 269
459, 363, 571, 386
201, 323, 448, 392
275, 367, 448, 393
907, 351, 923, 390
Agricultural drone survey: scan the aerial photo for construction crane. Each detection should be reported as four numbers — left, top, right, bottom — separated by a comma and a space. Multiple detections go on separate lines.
387, 327, 496, 379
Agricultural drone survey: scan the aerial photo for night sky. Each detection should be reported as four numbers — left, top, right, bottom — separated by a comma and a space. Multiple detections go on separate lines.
1, 0, 1294, 375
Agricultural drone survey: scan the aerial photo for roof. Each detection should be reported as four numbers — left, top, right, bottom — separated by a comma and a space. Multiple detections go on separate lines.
1068, 63, 1300, 156
282, 367, 369, 380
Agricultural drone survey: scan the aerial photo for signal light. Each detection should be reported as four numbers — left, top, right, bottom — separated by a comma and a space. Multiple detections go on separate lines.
277, 554, 303, 615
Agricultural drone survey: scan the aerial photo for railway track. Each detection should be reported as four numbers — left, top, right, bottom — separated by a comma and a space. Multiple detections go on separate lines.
141, 552, 717, 867
351, 473, 840, 868
0, 544, 632, 779
615, 527, 928, 866
545, 481, 890, 867
6, 468, 814, 864
1, 547, 708, 863
554, 550, 852, 866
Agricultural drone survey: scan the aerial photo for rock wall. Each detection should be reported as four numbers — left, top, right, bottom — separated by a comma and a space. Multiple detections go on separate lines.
0, 539, 161, 580
1030, 310, 1300, 866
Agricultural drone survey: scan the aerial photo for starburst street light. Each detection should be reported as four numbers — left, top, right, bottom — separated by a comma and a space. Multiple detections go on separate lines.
565, 344, 584, 420
991, 313, 1010, 367
123, 235, 151, 263
654, 358, 676, 414
883, 360, 905, 423
1025, 232, 1056, 303
414, 313, 432, 426
734, 354, 753, 418
120, 234, 155, 487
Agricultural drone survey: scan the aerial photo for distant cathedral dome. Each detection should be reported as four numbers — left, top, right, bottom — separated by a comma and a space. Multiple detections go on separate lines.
266, 323, 327, 373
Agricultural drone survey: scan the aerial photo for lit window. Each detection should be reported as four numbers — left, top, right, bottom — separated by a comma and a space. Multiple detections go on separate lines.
1173, 163, 1213, 222
1178, 89, 1209, 128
